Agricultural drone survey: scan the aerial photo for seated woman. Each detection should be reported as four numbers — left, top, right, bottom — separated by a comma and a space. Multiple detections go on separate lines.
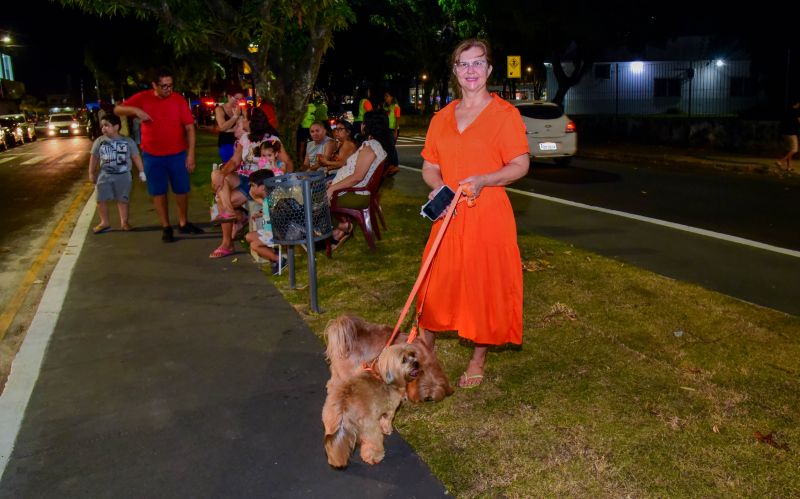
303, 120, 335, 171
317, 119, 358, 174
209, 108, 293, 259
326, 111, 391, 250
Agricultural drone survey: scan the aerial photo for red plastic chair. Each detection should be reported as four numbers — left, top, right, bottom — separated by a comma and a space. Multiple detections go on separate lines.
326, 160, 387, 256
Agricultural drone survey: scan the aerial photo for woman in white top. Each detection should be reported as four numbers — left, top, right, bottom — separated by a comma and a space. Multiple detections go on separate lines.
326, 110, 391, 249
303, 121, 335, 171
209, 108, 292, 259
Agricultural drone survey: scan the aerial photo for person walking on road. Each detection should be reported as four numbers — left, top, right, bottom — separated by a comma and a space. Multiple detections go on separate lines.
416, 38, 530, 389
776, 100, 800, 172
115, 69, 205, 242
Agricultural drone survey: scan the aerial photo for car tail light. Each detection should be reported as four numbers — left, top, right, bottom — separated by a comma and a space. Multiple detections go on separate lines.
565, 121, 576, 133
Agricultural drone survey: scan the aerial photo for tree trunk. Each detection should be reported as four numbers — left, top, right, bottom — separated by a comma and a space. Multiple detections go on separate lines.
551, 54, 590, 107
251, 23, 331, 168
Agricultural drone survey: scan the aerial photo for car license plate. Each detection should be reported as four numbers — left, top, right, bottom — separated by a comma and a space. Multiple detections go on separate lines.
60, 129, 69, 134
539, 142, 557, 151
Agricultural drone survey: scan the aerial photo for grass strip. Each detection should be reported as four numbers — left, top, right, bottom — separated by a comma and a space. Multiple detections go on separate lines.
197, 130, 800, 497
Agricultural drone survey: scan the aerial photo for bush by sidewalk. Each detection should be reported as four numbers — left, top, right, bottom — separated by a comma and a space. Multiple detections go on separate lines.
271, 184, 799, 497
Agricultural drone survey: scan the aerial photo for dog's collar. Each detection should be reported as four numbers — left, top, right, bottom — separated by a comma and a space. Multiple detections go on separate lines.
361, 359, 383, 382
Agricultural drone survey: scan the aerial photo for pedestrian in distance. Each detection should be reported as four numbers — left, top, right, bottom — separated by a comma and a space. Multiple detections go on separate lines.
88, 114, 146, 234
383, 90, 401, 175
416, 38, 530, 389
352, 86, 373, 141
296, 99, 317, 166
383, 90, 401, 142
776, 100, 800, 172
114, 68, 205, 243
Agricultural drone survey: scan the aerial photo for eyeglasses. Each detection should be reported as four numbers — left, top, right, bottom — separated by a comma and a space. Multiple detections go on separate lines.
454, 60, 488, 72
158, 83, 173, 89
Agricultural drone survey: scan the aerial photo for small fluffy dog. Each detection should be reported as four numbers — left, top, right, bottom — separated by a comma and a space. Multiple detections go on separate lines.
324, 315, 454, 402
322, 344, 419, 468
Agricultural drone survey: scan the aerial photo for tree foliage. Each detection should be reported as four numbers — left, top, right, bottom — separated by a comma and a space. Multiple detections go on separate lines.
60, 0, 354, 158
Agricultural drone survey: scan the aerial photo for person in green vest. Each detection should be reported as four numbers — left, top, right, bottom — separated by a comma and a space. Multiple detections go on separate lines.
383, 90, 401, 174
383, 90, 400, 141
313, 92, 329, 126
352, 86, 372, 140
296, 100, 317, 165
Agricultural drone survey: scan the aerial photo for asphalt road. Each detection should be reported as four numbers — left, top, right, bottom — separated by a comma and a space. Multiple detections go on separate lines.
0, 136, 92, 312
396, 136, 800, 316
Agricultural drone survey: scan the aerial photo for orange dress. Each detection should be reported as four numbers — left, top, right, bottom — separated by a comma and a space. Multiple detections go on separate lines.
416, 94, 529, 345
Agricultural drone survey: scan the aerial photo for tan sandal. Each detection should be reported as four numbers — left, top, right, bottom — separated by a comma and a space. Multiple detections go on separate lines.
458, 372, 484, 389
331, 222, 354, 251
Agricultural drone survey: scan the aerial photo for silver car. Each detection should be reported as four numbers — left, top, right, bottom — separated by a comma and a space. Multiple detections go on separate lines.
516, 102, 577, 166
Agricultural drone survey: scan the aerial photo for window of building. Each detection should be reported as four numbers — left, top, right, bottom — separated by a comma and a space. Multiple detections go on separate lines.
594, 64, 611, 79
654, 78, 681, 97
730, 77, 755, 97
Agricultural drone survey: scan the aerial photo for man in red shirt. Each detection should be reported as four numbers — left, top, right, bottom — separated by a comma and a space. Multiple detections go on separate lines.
115, 69, 204, 242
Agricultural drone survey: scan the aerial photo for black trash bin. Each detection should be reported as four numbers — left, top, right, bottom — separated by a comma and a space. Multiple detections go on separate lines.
263, 171, 332, 312
264, 171, 332, 245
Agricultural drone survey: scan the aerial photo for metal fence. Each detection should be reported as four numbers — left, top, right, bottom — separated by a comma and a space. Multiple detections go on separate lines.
547, 60, 760, 116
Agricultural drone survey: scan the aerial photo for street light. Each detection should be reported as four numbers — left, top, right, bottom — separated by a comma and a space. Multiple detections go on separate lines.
1, 35, 10, 44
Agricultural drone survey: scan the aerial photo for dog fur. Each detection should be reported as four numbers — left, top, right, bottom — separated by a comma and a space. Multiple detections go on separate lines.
324, 315, 454, 402
322, 344, 419, 468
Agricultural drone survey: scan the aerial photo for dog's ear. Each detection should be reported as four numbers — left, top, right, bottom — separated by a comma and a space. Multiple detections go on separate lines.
377, 345, 407, 387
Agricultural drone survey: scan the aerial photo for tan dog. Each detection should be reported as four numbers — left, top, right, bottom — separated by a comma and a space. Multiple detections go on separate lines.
324, 315, 454, 402
322, 344, 419, 468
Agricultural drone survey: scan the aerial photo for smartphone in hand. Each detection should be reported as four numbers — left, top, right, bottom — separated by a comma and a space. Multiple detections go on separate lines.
420, 185, 456, 221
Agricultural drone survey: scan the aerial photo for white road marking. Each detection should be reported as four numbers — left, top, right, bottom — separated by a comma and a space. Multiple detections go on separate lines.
20, 156, 44, 166
0, 194, 95, 477
398, 164, 800, 259
0, 157, 15, 165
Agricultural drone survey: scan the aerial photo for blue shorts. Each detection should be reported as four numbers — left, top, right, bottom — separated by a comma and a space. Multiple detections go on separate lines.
237, 174, 252, 200
219, 144, 235, 163
143, 151, 190, 196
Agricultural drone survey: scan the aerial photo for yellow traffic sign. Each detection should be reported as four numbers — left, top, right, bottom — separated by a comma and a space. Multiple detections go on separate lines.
507, 55, 521, 78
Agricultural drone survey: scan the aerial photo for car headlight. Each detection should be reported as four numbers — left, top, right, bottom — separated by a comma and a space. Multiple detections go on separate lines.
70, 122, 78, 129
48, 124, 55, 130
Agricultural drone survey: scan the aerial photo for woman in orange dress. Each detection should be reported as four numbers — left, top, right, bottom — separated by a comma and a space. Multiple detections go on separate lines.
417, 39, 530, 388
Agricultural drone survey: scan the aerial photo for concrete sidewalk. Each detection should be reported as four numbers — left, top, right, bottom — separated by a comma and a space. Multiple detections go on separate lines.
0, 181, 447, 498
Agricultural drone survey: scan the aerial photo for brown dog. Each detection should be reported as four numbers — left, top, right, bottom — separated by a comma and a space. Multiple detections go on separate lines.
324, 315, 454, 402
322, 344, 419, 468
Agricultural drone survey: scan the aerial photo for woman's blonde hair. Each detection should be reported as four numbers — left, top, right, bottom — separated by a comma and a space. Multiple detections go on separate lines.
450, 38, 493, 98
450, 38, 492, 69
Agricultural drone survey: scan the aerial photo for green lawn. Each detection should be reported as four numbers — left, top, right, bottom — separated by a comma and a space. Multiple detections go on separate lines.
196, 129, 800, 497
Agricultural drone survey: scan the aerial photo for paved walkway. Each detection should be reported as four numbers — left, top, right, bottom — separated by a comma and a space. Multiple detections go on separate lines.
0, 181, 447, 498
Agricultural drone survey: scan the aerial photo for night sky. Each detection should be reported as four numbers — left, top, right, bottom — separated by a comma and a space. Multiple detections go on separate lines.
4, 1, 158, 99
4, 1, 797, 103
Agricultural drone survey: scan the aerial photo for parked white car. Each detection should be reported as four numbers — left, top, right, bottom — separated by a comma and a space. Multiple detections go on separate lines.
0, 114, 36, 142
516, 101, 577, 166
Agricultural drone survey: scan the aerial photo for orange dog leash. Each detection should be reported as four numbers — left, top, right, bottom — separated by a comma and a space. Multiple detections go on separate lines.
362, 183, 477, 376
